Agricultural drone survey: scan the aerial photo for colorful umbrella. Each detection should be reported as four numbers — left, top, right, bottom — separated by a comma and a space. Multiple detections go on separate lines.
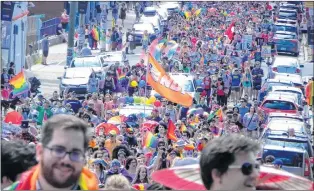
4, 111, 23, 125
141, 120, 159, 132
152, 164, 314, 190
187, 108, 203, 116
95, 123, 120, 136
107, 116, 126, 125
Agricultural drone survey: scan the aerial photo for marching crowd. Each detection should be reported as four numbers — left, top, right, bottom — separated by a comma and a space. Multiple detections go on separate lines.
1, 1, 314, 190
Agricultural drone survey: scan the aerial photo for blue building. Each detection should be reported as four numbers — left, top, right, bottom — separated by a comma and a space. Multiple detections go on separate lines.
1, 2, 29, 73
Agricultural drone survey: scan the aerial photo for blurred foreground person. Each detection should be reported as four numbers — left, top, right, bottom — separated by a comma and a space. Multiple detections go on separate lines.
1, 141, 37, 189
7, 115, 98, 190
104, 174, 132, 190
200, 134, 260, 190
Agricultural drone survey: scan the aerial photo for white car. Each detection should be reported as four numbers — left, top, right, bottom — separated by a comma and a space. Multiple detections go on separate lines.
151, 73, 196, 98
139, 15, 161, 31
270, 56, 303, 77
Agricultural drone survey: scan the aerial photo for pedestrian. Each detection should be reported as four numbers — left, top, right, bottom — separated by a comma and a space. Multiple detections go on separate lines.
7, 115, 99, 190
117, 27, 123, 51
8, 62, 15, 78
1, 68, 10, 88
56, 23, 67, 43
111, 27, 119, 51
112, 3, 119, 26
80, 43, 92, 56
142, 30, 149, 52
105, 29, 112, 51
87, 71, 99, 93
120, 3, 127, 27
104, 174, 132, 190
200, 134, 260, 190
251, 62, 264, 100
242, 67, 253, 100
135, 2, 141, 22
60, 9, 69, 31
1, 141, 38, 190
128, 28, 136, 54
230, 68, 242, 104
41, 34, 49, 65
242, 106, 259, 139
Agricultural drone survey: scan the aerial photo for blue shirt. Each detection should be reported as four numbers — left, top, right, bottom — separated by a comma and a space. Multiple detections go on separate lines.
238, 106, 249, 121
81, 47, 92, 56
243, 113, 259, 130
251, 68, 264, 83
231, 74, 242, 87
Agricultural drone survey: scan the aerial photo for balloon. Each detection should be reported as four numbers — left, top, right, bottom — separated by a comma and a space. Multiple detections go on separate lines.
134, 97, 141, 104
140, 97, 147, 104
128, 97, 134, 104
130, 80, 138, 87
149, 96, 157, 103
154, 100, 162, 107
138, 80, 146, 88
125, 97, 130, 104
145, 99, 152, 105
154, 93, 162, 100
118, 97, 126, 104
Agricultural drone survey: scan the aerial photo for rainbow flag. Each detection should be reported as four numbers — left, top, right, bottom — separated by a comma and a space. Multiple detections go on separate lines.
91, 28, 99, 41
184, 11, 191, 20
143, 131, 158, 148
194, 8, 202, 16
9, 71, 29, 97
184, 144, 195, 151
207, 108, 223, 121
118, 74, 126, 81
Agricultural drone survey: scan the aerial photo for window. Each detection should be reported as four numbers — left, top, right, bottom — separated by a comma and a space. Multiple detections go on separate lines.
275, 25, 297, 33
262, 100, 296, 110
265, 139, 312, 157
276, 66, 297, 74
279, 11, 297, 18
274, 33, 297, 39
71, 58, 101, 68
175, 80, 195, 92
263, 149, 303, 167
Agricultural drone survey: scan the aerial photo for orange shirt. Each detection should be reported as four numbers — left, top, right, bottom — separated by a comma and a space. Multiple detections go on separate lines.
105, 139, 121, 158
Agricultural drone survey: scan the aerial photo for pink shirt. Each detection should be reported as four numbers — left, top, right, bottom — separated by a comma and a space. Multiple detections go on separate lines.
90, 100, 103, 117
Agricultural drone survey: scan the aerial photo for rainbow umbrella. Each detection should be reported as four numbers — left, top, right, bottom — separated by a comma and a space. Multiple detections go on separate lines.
107, 116, 126, 125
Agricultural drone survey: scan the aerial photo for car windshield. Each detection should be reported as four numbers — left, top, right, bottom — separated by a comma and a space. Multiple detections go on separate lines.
133, 24, 155, 33
262, 100, 296, 110
71, 58, 101, 68
279, 11, 297, 18
275, 25, 297, 33
268, 120, 304, 132
262, 149, 303, 167
277, 20, 297, 25
265, 82, 292, 92
265, 138, 311, 156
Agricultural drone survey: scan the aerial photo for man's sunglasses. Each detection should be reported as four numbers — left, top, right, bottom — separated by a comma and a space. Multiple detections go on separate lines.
229, 162, 260, 176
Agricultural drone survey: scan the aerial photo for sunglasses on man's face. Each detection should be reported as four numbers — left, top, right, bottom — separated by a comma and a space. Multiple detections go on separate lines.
229, 162, 260, 176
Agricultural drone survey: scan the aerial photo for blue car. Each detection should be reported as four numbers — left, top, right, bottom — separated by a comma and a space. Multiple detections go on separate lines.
132, 22, 158, 45
273, 31, 300, 56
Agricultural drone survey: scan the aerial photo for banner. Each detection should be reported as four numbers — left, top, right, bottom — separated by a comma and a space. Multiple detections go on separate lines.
147, 53, 193, 107
261, 46, 271, 58
242, 35, 252, 50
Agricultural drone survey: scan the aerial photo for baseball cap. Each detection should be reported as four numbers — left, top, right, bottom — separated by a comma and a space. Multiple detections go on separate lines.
110, 159, 121, 167
273, 159, 283, 166
165, 112, 170, 116
109, 130, 117, 136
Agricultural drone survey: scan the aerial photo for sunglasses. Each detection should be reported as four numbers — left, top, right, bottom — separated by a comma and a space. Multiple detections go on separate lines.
229, 162, 260, 176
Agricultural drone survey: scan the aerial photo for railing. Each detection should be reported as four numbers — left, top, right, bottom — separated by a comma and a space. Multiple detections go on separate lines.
40, 17, 60, 38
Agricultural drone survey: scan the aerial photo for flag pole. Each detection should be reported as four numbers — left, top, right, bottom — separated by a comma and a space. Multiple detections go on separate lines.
144, 50, 149, 117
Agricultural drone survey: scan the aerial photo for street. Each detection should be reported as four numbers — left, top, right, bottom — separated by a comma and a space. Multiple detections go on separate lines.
31, 10, 145, 97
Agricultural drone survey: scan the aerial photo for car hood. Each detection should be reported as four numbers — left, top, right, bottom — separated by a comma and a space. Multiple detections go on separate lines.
62, 78, 89, 86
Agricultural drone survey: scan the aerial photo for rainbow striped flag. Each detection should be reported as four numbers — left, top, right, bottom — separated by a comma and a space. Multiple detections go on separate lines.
118, 74, 126, 80
184, 11, 191, 20
9, 71, 29, 97
180, 124, 187, 132
143, 131, 158, 148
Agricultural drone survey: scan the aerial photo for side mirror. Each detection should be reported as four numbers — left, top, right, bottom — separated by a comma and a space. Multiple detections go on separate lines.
298, 107, 303, 112
300, 64, 304, 68
57, 77, 61, 80
64, 66, 68, 69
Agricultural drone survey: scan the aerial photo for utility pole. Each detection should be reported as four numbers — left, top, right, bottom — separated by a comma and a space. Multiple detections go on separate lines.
66, 1, 77, 66
77, 1, 87, 54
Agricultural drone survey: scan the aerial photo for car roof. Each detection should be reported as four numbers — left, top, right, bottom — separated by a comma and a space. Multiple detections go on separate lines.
275, 31, 297, 35
265, 78, 293, 84
267, 135, 310, 142
263, 144, 306, 153
263, 93, 297, 102
275, 23, 298, 27
273, 57, 298, 66
274, 73, 303, 84
266, 91, 298, 100
271, 86, 303, 93
279, 8, 298, 13
276, 18, 298, 22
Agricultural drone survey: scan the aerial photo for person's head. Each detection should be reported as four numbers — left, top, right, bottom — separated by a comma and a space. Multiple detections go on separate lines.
92, 159, 107, 172
43, 100, 50, 109
255, 62, 261, 69
136, 165, 149, 182
272, 159, 283, 169
200, 134, 260, 190
233, 107, 239, 114
249, 106, 256, 114
91, 92, 98, 100
288, 128, 295, 137
241, 98, 248, 107
1, 141, 37, 189
125, 156, 138, 170
157, 123, 167, 134
52, 91, 59, 99
104, 174, 131, 190
36, 115, 88, 189
110, 159, 121, 173
10, 62, 15, 68
109, 130, 117, 141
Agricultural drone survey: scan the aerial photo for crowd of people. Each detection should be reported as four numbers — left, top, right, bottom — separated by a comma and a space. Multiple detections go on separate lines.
1, 1, 313, 190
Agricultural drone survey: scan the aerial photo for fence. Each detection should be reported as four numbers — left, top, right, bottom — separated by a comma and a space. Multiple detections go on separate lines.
40, 17, 60, 38
26, 15, 42, 54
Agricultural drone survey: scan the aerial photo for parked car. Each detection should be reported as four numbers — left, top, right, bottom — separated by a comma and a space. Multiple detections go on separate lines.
267, 112, 304, 123
132, 22, 157, 45
273, 73, 304, 93
275, 22, 299, 36
257, 78, 294, 102
262, 144, 313, 180
58, 68, 96, 99
119, 104, 154, 117
271, 86, 305, 103
66, 56, 106, 73
276, 18, 298, 25
139, 15, 161, 31
270, 57, 303, 77
260, 93, 300, 114
277, 8, 298, 21
143, 6, 157, 16
161, 2, 180, 15
273, 31, 300, 56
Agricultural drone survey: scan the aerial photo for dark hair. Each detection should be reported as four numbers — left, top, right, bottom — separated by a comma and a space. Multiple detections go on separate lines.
41, 114, 89, 149
9, 62, 14, 67
93, 150, 105, 159
1, 141, 38, 182
146, 183, 172, 190
112, 145, 130, 160
125, 156, 137, 170
200, 134, 260, 190
133, 166, 149, 184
